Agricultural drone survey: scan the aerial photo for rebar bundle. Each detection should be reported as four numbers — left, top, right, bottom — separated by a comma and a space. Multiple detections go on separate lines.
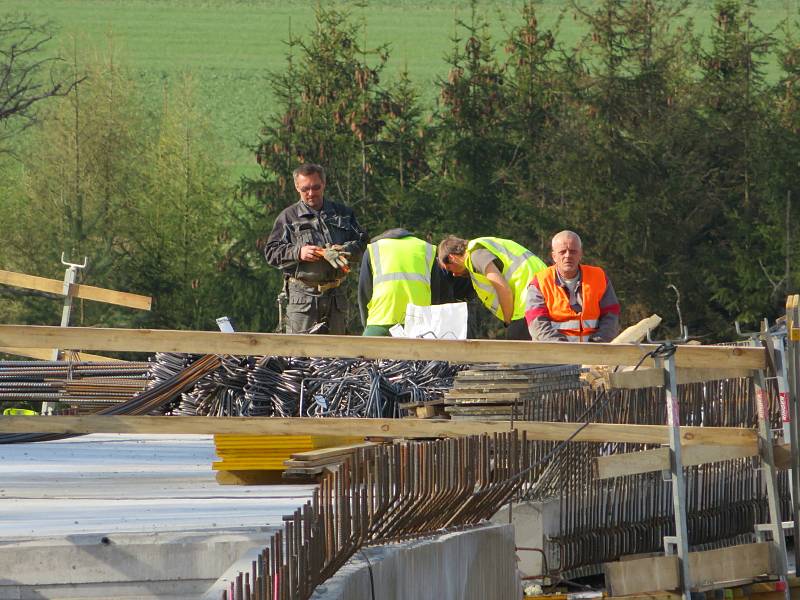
159, 353, 461, 418
0, 360, 150, 405
223, 432, 530, 600
0, 354, 221, 444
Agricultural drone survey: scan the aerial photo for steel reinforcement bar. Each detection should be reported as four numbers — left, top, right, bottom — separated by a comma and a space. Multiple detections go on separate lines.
221, 432, 530, 600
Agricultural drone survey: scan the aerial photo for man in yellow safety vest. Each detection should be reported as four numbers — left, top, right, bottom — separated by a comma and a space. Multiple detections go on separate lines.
437, 235, 546, 340
359, 229, 450, 336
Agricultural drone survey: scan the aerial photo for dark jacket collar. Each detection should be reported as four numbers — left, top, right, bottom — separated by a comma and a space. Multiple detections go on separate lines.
295, 198, 333, 217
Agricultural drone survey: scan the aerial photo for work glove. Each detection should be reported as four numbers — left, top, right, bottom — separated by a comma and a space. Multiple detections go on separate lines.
322, 244, 351, 270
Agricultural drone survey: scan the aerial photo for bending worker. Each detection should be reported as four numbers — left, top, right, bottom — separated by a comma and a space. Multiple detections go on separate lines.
437, 235, 546, 340
525, 230, 620, 342
359, 228, 448, 336
264, 163, 368, 334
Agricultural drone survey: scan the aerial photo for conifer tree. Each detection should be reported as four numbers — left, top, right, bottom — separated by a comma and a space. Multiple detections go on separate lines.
123, 75, 229, 330
552, 0, 701, 327
691, 0, 778, 331
495, 1, 562, 252
432, 1, 510, 236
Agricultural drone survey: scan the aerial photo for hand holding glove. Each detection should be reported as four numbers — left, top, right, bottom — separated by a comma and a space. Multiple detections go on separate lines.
321, 244, 351, 270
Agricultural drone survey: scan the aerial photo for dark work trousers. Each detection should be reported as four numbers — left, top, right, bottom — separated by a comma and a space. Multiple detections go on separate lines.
285, 282, 347, 334
506, 318, 531, 341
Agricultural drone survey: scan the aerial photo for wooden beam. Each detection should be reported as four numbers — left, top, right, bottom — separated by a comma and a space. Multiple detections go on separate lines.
0, 415, 757, 446
596, 442, 789, 479
0, 325, 766, 370
606, 367, 756, 389
0, 346, 122, 362
71, 283, 151, 311
0, 269, 151, 311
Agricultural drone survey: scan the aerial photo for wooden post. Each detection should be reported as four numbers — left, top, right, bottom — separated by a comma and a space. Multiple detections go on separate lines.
785, 295, 800, 557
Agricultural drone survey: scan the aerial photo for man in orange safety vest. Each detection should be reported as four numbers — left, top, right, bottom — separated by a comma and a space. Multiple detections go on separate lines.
525, 230, 620, 342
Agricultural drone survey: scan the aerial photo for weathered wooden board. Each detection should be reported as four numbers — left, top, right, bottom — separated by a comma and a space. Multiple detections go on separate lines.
0, 269, 151, 310
0, 325, 766, 370
0, 415, 757, 446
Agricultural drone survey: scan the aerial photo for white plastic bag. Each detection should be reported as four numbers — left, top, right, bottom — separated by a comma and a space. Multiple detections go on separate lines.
398, 302, 469, 339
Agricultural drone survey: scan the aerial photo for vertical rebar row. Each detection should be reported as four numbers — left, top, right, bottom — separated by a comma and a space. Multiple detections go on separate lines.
224, 432, 530, 600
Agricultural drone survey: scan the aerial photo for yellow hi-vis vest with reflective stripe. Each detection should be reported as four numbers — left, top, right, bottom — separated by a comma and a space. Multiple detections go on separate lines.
464, 237, 547, 322
366, 236, 435, 326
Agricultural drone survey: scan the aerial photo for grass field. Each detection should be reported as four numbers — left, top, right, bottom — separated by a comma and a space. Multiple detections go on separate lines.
5, 0, 800, 179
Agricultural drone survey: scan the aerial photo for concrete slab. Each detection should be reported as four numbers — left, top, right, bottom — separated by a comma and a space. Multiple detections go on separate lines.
0, 434, 313, 598
309, 523, 521, 600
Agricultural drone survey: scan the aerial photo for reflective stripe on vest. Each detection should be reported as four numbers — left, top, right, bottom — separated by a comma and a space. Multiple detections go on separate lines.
464, 237, 547, 322
534, 265, 607, 342
367, 237, 435, 326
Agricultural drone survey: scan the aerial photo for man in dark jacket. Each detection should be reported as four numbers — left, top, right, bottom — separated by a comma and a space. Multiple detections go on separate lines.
264, 164, 368, 334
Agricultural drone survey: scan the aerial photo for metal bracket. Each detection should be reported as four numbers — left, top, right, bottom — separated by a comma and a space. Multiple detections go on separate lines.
646, 325, 689, 345
60, 252, 88, 270
43, 254, 89, 414
735, 320, 760, 340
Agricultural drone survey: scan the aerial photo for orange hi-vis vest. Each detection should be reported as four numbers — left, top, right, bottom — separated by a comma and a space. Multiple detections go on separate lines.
534, 265, 607, 342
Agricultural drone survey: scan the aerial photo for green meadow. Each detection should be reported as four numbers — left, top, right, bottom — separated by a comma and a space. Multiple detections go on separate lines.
5, 0, 800, 179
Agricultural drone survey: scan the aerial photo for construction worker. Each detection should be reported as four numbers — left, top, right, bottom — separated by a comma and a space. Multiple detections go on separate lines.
264, 164, 368, 334
526, 230, 620, 342
437, 236, 547, 340
358, 229, 449, 336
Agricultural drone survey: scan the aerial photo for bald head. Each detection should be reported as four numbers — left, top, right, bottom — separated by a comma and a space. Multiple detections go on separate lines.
551, 230, 583, 279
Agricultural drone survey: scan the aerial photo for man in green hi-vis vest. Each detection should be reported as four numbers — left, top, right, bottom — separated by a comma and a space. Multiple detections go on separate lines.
358, 229, 450, 336
437, 235, 547, 340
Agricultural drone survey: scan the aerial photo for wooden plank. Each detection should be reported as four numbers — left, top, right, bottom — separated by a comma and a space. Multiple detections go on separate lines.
0, 346, 122, 362
596, 443, 790, 479
0, 415, 758, 446
597, 447, 671, 479
284, 457, 347, 468
607, 368, 756, 390
0, 325, 766, 370
415, 405, 439, 418
607, 368, 666, 389
290, 442, 377, 461
605, 543, 772, 596
0, 269, 151, 310
611, 314, 663, 344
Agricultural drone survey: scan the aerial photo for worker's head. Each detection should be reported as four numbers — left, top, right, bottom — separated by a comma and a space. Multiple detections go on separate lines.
551, 230, 583, 279
437, 236, 469, 276
293, 163, 326, 211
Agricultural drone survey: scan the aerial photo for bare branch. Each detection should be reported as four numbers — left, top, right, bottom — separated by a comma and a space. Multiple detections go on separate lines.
0, 14, 84, 143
